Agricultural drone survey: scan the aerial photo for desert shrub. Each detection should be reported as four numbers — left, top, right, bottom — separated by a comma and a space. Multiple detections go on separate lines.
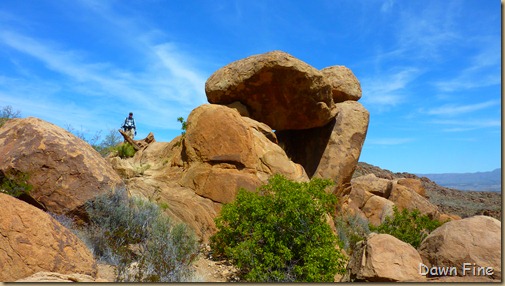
0, 170, 33, 197
94, 128, 123, 157
84, 188, 198, 282
113, 142, 136, 158
174, 117, 187, 147
369, 206, 443, 248
0, 105, 21, 127
334, 212, 371, 254
210, 174, 347, 282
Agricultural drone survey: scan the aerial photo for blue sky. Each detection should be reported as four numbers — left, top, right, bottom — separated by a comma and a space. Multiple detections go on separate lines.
0, 0, 501, 174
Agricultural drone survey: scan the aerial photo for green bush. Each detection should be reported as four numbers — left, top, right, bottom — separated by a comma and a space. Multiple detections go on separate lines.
84, 188, 198, 282
369, 206, 443, 248
114, 142, 136, 158
210, 174, 347, 282
0, 170, 33, 197
334, 212, 371, 254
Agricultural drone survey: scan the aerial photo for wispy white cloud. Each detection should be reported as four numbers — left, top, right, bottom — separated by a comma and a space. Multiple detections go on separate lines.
361, 67, 422, 109
394, 1, 461, 61
380, 0, 395, 13
431, 118, 501, 132
425, 100, 500, 116
433, 48, 500, 92
0, 2, 209, 139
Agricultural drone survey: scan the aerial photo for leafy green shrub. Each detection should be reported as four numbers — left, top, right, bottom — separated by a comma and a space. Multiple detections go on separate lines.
114, 142, 136, 158
177, 117, 187, 135
210, 174, 347, 282
369, 206, 443, 248
175, 117, 187, 147
84, 188, 198, 282
0, 170, 33, 197
334, 212, 371, 254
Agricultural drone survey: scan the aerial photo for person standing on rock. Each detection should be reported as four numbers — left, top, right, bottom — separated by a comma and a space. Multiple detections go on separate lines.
122, 112, 136, 139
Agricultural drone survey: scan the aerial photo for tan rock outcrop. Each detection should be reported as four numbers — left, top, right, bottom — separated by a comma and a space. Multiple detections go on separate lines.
389, 183, 439, 218
277, 101, 369, 195
182, 104, 307, 187
205, 50, 336, 130
347, 185, 375, 210
112, 104, 308, 242
352, 173, 392, 198
397, 178, 427, 198
16, 272, 101, 282
361, 195, 395, 227
418, 215, 501, 280
0, 117, 123, 219
0, 193, 97, 281
342, 233, 425, 282
320, 65, 362, 102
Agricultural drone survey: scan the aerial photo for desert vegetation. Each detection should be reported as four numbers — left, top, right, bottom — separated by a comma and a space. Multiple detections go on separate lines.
0, 170, 33, 198
369, 206, 443, 248
210, 174, 347, 282
53, 188, 199, 282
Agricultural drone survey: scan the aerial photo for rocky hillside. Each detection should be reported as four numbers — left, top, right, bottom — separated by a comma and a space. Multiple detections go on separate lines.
0, 50, 501, 282
354, 162, 501, 220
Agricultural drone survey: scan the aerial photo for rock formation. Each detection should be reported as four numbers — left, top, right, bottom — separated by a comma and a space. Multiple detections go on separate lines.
320, 65, 362, 102
343, 174, 449, 224
277, 101, 369, 195
206, 50, 369, 196
205, 50, 337, 130
0, 193, 97, 281
16, 272, 101, 283
418, 215, 501, 280
0, 117, 123, 220
113, 104, 308, 240
342, 233, 425, 282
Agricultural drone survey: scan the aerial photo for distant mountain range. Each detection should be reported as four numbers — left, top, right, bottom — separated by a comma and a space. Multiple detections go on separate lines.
416, 168, 502, 192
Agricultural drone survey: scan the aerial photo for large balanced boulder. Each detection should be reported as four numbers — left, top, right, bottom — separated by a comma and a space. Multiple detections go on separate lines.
418, 215, 501, 280
205, 50, 336, 130
277, 101, 369, 194
0, 193, 97, 281
342, 233, 425, 282
320, 65, 362, 102
0, 117, 123, 219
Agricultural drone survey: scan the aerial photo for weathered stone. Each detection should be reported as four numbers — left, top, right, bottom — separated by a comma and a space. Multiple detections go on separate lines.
418, 215, 501, 280
352, 173, 392, 198
0, 117, 123, 219
205, 50, 336, 130
277, 101, 369, 195
321, 65, 362, 102
180, 164, 262, 204
389, 183, 439, 218
342, 233, 425, 282
361, 195, 395, 227
183, 104, 306, 182
16, 272, 100, 282
112, 104, 307, 242
397, 178, 427, 198
348, 186, 375, 210
0, 193, 97, 281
